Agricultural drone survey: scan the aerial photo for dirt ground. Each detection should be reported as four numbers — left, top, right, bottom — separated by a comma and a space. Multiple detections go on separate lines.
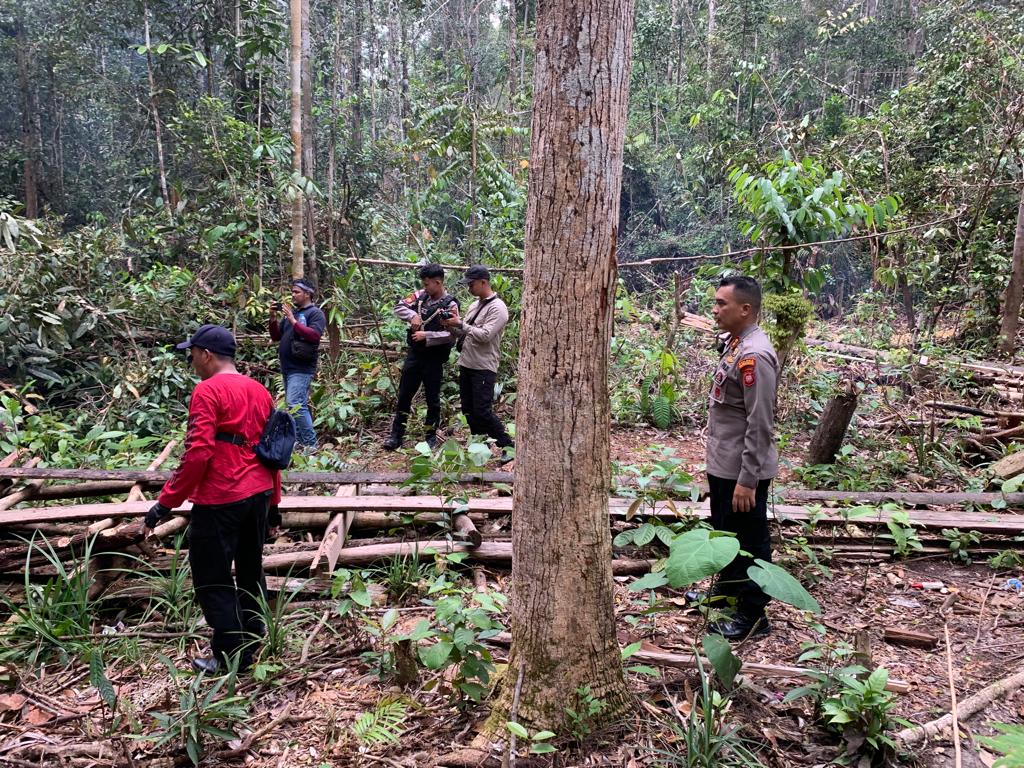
3, 425, 1023, 768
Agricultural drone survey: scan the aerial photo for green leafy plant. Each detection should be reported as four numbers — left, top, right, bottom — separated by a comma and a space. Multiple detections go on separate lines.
506, 721, 558, 755
403, 437, 494, 539
881, 511, 923, 558
331, 567, 374, 618
988, 550, 1024, 570
111, 534, 200, 635
614, 446, 699, 520
351, 698, 408, 745
564, 685, 608, 741
820, 667, 905, 761
786, 637, 906, 762
627, 529, 821, 615
374, 550, 435, 602
0, 533, 96, 666
978, 723, 1024, 768
253, 578, 315, 661
401, 589, 506, 704
652, 653, 766, 767
941, 528, 982, 565
142, 655, 250, 766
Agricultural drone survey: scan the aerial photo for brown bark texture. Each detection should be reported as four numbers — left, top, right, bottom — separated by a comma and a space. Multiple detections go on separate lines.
807, 381, 860, 465
289, 0, 304, 278
500, 0, 635, 729
14, 21, 41, 218
998, 185, 1024, 357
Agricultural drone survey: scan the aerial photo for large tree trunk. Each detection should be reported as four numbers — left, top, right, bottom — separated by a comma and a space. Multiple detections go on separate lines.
998, 185, 1024, 357
142, 2, 170, 215
326, 5, 344, 253
14, 20, 41, 218
300, 0, 317, 281
350, 0, 363, 154
492, 0, 635, 732
289, 0, 304, 278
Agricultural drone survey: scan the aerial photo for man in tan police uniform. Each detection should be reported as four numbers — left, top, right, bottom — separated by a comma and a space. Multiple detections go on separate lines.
705, 274, 779, 639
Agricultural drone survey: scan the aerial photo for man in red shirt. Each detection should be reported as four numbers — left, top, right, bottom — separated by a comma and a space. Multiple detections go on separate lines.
143, 324, 281, 674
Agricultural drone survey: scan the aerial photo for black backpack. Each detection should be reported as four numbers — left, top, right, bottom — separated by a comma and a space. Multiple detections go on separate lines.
216, 408, 296, 470
256, 409, 297, 470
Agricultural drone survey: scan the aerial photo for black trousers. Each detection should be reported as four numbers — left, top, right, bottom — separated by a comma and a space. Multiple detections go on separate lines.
188, 490, 270, 663
707, 474, 773, 617
458, 367, 513, 448
391, 343, 450, 438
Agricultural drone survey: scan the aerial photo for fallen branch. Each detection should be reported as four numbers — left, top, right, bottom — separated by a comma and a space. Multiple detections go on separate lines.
895, 666, 1024, 746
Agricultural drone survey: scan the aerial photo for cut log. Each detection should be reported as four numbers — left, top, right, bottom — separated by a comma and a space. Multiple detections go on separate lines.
452, 512, 482, 548
991, 450, 1024, 480
6, 495, 1024, 533
0, 458, 44, 510
807, 381, 860, 465
263, 540, 654, 575
30, 481, 157, 500
883, 627, 939, 650
0, 449, 23, 495
924, 401, 1024, 420
126, 439, 179, 502
779, 488, 1024, 507
978, 424, 1024, 445
308, 485, 357, 575
0, 467, 514, 485
895, 665, 1024, 746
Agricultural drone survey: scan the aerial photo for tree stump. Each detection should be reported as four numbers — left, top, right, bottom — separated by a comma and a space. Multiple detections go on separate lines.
807, 380, 860, 465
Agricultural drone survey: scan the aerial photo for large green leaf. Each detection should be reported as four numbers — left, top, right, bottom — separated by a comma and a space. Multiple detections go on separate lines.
747, 559, 820, 613
628, 570, 669, 592
418, 640, 453, 670
664, 529, 739, 588
702, 634, 741, 689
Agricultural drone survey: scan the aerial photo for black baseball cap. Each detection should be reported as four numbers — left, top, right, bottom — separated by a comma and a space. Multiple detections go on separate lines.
458, 265, 491, 285
175, 324, 237, 358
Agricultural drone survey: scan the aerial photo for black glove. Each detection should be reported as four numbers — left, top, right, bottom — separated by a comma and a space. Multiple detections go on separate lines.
144, 502, 172, 529
267, 505, 282, 528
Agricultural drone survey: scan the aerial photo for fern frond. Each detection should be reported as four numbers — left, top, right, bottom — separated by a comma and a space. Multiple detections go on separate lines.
352, 700, 408, 745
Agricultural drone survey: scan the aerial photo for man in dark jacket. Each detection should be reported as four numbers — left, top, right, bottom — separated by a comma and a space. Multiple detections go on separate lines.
269, 279, 326, 450
142, 324, 282, 674
384, 264, 459, 450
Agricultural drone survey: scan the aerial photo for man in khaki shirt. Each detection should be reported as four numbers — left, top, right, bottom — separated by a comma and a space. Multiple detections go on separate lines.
443, 265, 514, 464
704, 274, 779, 640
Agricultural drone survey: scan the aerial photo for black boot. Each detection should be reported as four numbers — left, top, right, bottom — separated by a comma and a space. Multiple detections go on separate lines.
384, 413, 407, 451
190, 655, 223, 675
424, 433, 439, 449
707, 614, 770, 640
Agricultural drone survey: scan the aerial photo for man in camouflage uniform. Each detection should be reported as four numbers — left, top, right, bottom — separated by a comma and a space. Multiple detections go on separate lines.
383, 263, 460, 451
704, 274, 780, 639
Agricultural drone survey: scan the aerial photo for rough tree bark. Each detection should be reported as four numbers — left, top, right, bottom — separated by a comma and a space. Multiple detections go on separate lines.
807, 379, 860, 465
998, 184, 1024, 357
13, 20, 41, 218
289, 0, 304, 279
142, 1, 170, 214
300, 0, 317, 281
491, 0, 635, 731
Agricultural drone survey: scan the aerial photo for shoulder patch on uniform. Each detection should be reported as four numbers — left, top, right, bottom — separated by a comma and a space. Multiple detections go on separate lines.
738, 356, 756, 371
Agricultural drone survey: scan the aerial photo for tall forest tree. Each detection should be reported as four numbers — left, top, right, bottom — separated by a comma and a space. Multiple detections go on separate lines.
494, 0, 635, 730
999, 182, 1024, 357
289, 0, 304, 279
